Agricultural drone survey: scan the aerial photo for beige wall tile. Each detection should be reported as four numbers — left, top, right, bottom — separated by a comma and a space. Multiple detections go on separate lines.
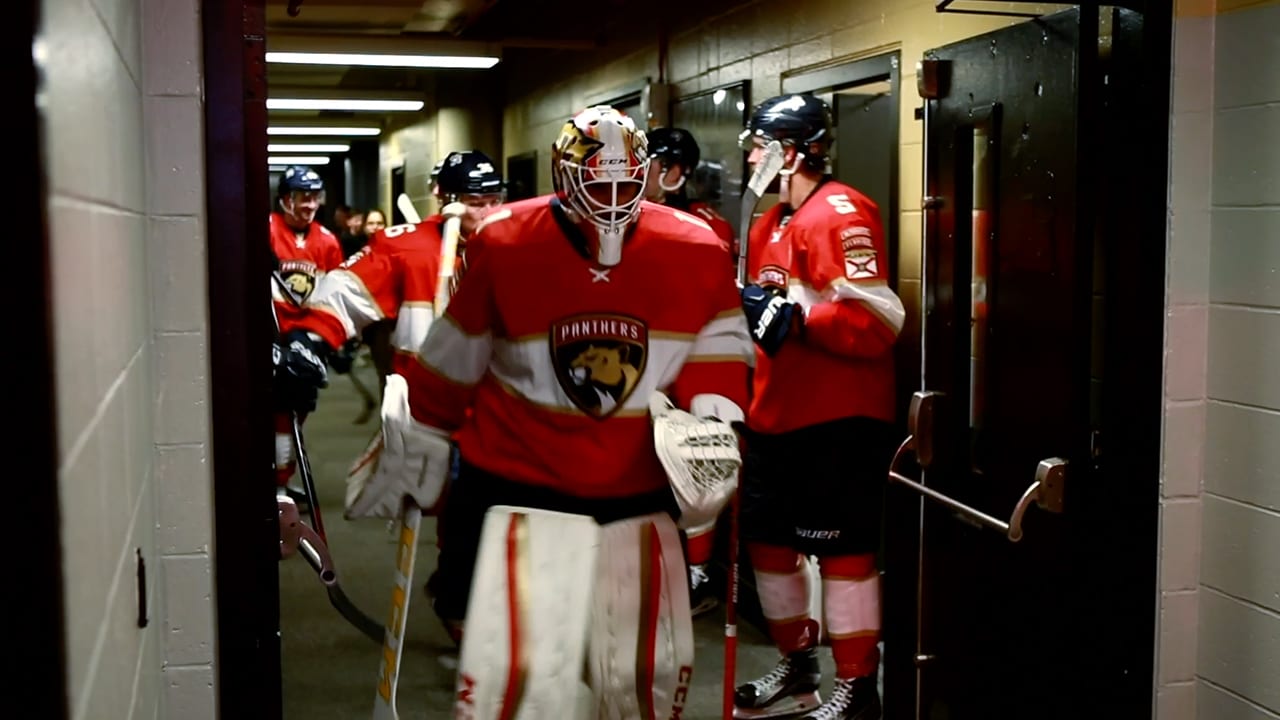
1212, 105, 1280, 208
145, 95, 206, 216
1207, 306, 1280, 409
156, 445, 212, 555
161, 666, 216, 720
1171, 111, 1214, 218
1198, 588, 1280, 711
1163, 401, 1206, 498
1161, 499, 1203, 591
1211, 209, 1280, 308
142, 0, 201, 96
1173, 17, 1215, 114
1157, 682, 1197, 720
1204, 401, 1280, 511
162, 556, 214, 666
1166, 305, 1208, 402
1200, 494, 1280, 613
147, 216, 207, 333
1161, 591, 1201, 684
1169, 207, 1211, 307
1214, 5, 1280, 109
153, 332, 210, 445
1198, 680, 1280, 720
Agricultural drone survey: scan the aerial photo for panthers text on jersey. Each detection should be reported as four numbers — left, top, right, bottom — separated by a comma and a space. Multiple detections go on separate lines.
745, 180, 906, 434
405, 197, 753, 499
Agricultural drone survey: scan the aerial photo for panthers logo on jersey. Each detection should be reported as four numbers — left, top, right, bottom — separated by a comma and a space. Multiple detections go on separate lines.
277, 259, 319, 305
550, 313, 648, 419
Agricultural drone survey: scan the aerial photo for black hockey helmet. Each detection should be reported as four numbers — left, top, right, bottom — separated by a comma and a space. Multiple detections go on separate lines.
646, 127, 701, 175
436, 150, 504, 201
276, 164, 325, 198
739, 93, 833, 171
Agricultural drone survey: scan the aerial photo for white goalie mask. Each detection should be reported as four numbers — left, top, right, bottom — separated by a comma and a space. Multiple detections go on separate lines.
551, 106, 649, 267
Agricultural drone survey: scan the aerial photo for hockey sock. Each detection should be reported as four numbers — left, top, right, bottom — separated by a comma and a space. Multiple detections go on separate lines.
818, 553, 881, 679
685, 520, 716, 566
274, 412, 295, 486
748, 542, 818, 653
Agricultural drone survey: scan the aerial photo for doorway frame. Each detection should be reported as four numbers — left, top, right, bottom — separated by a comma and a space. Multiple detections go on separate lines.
203, 0, 282, 717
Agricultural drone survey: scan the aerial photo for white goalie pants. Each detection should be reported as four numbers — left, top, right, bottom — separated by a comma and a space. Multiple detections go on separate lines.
453, 506, 695, 720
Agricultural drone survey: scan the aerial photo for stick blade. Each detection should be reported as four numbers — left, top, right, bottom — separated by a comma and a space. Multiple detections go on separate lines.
737, 140, 786, 285
396, 193, 421, 224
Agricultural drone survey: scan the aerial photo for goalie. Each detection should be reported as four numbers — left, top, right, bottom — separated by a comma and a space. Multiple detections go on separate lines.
350, 106, 752, 718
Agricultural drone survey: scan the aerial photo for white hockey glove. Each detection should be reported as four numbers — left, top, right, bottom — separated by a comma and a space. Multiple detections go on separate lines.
344, 373, 451, 519
649, 391, 743, 530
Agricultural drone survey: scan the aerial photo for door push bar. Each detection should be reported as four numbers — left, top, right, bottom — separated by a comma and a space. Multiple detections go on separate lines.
888, 391, 1066, 542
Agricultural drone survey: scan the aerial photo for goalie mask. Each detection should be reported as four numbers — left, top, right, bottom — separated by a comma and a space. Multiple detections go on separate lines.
552, 106, 649, 267
739, 93, 833, 173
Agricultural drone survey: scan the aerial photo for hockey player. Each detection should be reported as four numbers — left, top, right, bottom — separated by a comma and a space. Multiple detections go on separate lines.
645, 125, 738, 617
270, 165, 343, 492
335, 106, 751, 717
273, 150, 505, 413
732, 94, 904, 720
645, 126, 736, 257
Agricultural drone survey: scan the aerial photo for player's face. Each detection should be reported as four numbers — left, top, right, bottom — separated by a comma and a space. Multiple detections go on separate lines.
460, 193, 504, 235
282, 190, 323, 226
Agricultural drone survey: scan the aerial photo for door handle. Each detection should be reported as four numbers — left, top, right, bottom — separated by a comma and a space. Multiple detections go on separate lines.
888, 391, 1066, 542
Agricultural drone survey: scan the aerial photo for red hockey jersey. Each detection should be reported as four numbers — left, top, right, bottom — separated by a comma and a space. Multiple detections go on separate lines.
404, 197, 752, 500
687, 200, 736, 257
293, 216, 452, 375
744, 180, 904, 434
270, 211, 344, 324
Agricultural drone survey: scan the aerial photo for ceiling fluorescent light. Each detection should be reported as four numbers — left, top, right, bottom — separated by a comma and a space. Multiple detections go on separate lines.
268, 126, 380, 136
267, 51, 498, 69
267, 98, 423, 112
268, 155, 331, 166
268, 143, 351, 153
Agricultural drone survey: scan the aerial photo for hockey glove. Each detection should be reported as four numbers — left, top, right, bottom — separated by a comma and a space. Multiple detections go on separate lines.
273, 329, 330, 413
327, 338, 361, 375
741, 284, 802, 356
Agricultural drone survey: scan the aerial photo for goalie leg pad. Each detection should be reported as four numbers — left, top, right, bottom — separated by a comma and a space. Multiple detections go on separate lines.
454, 506, 600, 720
588, 512, 695, 720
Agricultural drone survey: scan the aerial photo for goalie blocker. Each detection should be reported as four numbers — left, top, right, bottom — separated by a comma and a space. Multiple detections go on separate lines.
454, 506, 694, 720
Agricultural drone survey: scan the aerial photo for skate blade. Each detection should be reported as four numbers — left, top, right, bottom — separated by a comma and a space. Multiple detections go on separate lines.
732, 692, 821, 719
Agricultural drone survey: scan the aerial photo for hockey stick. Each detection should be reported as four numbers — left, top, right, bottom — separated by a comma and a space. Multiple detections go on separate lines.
372, 200, 465, 720
736, 140, 786, 287
271, 276, 385, 642
279, 497, 385, 643
723, 478, 742, 720
396, 193, 422, 225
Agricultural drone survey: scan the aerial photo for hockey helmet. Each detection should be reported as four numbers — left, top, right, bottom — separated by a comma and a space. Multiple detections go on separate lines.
739, 94, 833, 171
436, 150, 505, 202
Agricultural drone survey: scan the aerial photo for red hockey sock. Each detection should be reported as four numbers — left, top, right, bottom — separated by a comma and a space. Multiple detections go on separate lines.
749, 543, 817, 653
686, 524, 715, 566
818, 553, 881, 679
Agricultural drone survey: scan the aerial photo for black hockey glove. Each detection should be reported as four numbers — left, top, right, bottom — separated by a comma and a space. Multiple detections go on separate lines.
741, 284, 802, 357
327, 338, 361, 375
273, 329, 330, 413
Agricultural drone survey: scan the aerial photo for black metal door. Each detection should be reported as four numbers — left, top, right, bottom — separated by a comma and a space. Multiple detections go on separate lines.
886, 8, 1153, 719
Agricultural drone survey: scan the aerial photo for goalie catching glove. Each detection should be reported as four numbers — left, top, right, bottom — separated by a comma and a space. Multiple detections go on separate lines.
649, 391, 743, 529
344, 373, 451, 519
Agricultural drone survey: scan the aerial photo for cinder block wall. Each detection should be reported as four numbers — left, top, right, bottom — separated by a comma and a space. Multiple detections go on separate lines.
42, 0, 216, 717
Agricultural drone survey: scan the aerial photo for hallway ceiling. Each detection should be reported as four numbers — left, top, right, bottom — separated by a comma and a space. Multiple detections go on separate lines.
264, 0, 754, 141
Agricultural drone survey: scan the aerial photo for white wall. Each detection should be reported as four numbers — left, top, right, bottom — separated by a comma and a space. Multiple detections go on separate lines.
41, 0, 216, 716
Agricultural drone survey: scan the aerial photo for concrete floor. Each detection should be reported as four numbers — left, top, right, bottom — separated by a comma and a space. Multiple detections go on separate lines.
278, 360, 845, 719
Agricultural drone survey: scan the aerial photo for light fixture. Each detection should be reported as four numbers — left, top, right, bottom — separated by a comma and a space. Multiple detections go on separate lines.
267, 52, 498, 69
267, 155, 331, 166
268, 126, 381, 136
268, 143, 351, 153
267, 34, 501, 70
268, 88, 425, 113
267, 98, 423, 112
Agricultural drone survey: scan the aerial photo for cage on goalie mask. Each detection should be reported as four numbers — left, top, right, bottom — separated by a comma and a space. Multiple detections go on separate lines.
552, 105, 649, 267
648, 391, 741, 529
